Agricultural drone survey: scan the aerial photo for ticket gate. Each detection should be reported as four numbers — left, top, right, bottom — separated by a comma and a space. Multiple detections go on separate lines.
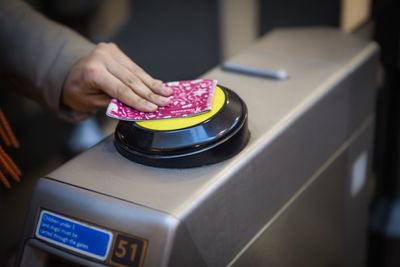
16, 28, 378, 267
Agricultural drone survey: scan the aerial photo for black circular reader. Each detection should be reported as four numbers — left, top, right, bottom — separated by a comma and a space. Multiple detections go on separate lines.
114, 85, 249, 168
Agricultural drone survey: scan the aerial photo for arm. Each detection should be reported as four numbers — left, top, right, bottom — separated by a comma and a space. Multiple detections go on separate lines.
0, 0, 171, 121
0, 0, 95, 120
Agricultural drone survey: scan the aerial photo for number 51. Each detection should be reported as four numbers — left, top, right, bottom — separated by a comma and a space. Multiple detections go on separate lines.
115, 239, 138, 262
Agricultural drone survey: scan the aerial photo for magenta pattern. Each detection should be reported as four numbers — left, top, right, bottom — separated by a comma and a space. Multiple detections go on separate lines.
106, 79, 217, 121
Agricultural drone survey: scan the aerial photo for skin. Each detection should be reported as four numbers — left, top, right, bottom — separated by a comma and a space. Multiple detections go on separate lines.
62, 42, 173, 114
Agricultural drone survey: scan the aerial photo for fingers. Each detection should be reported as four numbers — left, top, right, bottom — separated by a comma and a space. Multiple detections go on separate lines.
103, 43, 173, 97
95, 69, 159, 112
105, 57, 170, 107
62, 78, 111, 114
63, 42, 175, 114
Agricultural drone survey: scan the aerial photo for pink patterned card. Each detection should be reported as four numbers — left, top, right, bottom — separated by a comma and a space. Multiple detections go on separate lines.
106, 79, 218, 121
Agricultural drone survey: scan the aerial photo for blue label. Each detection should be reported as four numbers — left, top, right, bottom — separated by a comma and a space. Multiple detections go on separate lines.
36, 210, 113, 261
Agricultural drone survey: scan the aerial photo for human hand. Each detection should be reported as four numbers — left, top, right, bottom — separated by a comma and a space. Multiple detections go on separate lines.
62, 42, 173, 115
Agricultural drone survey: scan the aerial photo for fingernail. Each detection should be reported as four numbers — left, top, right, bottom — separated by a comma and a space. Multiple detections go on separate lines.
162, 85, 173, 94
146, 102, 158, 111
159, 96, 170, 105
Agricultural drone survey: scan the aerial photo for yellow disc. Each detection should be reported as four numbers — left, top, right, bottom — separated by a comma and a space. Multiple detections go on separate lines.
136, 86, 226, 131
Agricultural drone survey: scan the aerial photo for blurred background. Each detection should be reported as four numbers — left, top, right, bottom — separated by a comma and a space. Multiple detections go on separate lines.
0, 0, 399, 266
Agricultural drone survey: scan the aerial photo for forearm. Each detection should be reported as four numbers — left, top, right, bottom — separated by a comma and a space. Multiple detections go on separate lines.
0, 0, 95, 121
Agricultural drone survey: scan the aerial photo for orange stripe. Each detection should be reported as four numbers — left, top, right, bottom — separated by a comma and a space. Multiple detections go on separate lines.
0, 124, 11, 146
0, 152, 20, 182
0, 110, 19, 148
0, 146, 21, 176
0, 170, 11, 189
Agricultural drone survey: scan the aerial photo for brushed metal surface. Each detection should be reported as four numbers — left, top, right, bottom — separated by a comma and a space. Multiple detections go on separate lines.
20, 239, 109, 267
229, 117, 374, 267
17, 179, 179, 267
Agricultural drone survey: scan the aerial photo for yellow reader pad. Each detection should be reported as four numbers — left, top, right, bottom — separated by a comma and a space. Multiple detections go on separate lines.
136, 86, 226, 131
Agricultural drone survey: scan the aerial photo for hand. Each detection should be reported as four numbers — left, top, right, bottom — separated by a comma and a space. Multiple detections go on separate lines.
62, 42, 173, 114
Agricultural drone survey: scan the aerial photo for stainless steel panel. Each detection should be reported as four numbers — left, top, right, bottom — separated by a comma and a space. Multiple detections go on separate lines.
168, 49, 378, 265
20, 239, 109, 267
229, 118, 374, 267
17, 179, 178, 267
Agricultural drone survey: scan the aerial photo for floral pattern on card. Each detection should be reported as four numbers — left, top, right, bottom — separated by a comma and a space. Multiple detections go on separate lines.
106, 79, 218, 121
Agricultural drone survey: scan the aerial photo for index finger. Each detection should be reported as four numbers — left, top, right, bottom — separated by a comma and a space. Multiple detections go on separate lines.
105, 43, 172, 96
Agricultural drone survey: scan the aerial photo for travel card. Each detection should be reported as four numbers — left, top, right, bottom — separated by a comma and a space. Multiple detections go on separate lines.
106, 79, 218, 121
